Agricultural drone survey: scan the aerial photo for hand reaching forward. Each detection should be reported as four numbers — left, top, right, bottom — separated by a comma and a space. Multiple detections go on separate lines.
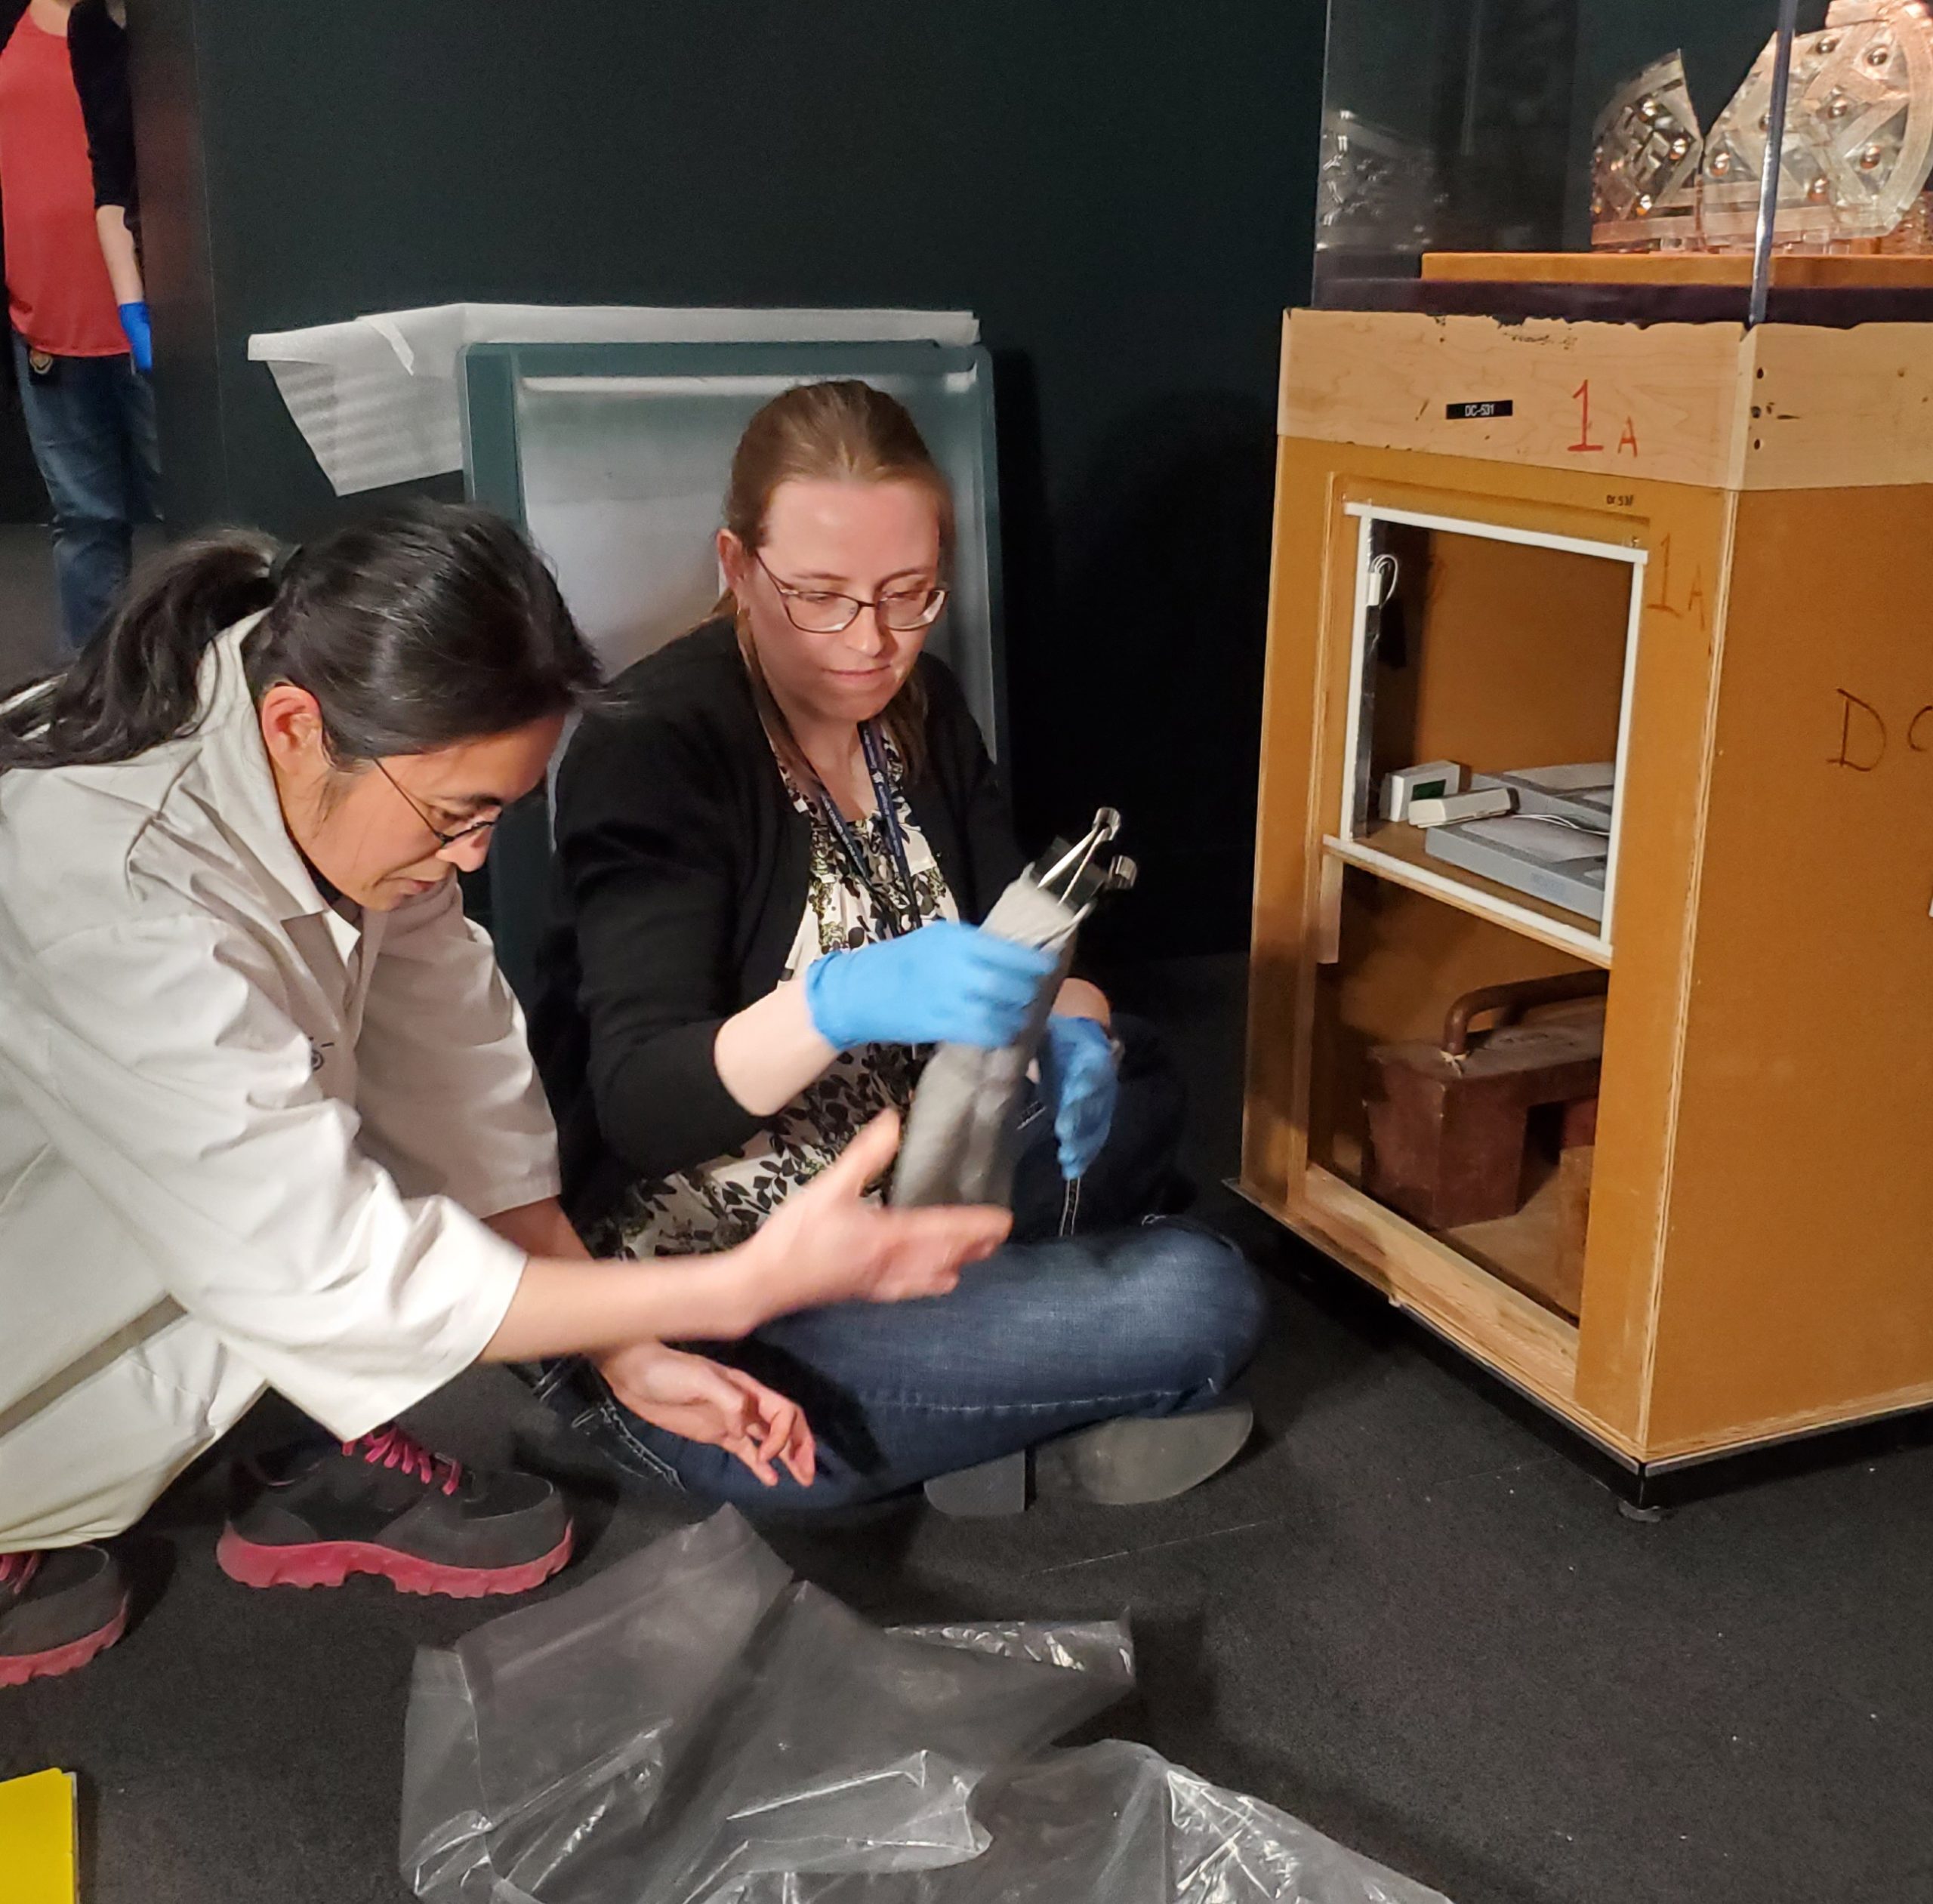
734, 1111, 1010, 1327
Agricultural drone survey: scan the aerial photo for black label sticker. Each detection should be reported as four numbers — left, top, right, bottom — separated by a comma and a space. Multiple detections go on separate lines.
1445, 399, 1512, 421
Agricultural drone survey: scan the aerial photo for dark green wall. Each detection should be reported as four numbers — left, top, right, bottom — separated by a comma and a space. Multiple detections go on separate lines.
1563, 0, 1832, 245
139, 1, 1327, 955
1572, 0, 1828, 131
1316, 0, 1823, 260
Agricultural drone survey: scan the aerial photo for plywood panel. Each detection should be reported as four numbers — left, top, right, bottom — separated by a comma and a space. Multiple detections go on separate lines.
1330, 459, 1728, 1446
1422, 251, 1933, 288
1330, 830, 1612, 964
1256, 358, 1933, 1456
1375, 528, 1630, 775
1281, 310, 1752, 489
1281, 310, 1933, 493
1568, 488, 1734, 1439
1293, 1168, 1591, 1430
1448, 1156, 1588, 1322
1743, 323, 1933, 491
1645, 483, 1933, 1449
1241, 437, 1335, 1209
1244, 436, 1731, 1450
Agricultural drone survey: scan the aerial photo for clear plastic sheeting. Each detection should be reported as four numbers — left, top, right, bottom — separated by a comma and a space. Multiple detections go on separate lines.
400, 1510, 1131, 1904
726, 1745, 1451, 1904
400, 1510, 1454, 1904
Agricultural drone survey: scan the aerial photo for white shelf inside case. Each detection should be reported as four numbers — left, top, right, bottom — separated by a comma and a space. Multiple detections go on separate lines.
1335, 501, 1643, 964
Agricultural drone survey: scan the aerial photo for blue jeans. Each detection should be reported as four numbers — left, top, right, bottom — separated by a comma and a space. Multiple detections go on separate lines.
541, 1217, 1266, 1512
12, 335, 160, 652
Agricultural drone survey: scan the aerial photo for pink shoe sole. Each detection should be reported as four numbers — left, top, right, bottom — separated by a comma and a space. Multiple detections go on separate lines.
214, 1527, 572, 1599
0, 1597, 130, 1687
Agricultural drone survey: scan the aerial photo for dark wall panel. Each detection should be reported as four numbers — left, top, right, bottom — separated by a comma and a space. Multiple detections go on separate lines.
145, 1, 1324, 952
131, 0, 230, 548
0, 387, 43, 522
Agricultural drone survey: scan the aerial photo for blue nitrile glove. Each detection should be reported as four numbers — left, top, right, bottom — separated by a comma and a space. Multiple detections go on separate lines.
118, 300, 153, 373
803, 920, 1056, 1052
1039, 1013, 1118, 1179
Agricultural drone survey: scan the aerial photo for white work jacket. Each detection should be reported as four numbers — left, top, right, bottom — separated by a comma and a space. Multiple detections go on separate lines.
0, 620, 558, 1547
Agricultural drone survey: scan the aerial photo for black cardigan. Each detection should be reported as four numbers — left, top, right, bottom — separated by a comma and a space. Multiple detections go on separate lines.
530, 619, 1025, 1228
0, 0, 136, 382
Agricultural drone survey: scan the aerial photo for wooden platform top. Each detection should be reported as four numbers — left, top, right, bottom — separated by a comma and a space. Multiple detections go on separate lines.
1420, 250, 1933, 290
1279, 307, 1933, 491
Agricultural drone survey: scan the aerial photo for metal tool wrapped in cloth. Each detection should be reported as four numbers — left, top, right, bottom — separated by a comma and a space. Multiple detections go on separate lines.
892, 810, 1136, 1209
1364, 972, 1608, 1231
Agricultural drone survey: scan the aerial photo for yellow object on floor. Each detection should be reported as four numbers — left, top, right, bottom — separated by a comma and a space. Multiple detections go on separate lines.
0, 1768, 77, 1904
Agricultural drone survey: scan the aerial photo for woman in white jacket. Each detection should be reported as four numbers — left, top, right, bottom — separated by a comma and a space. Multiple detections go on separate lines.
0, 503, 1008, 1686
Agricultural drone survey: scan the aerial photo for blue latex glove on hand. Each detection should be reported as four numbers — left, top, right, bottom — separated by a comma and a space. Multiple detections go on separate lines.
1039, 1013, 1118, 1180
804, 920, 1057, 1052
118, 300, 153, 373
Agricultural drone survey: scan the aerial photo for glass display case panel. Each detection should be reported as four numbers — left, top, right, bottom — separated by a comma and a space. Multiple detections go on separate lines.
1312, 2, 1933, 317
463, 339, 1005, 758
459, 337, 1007, 1005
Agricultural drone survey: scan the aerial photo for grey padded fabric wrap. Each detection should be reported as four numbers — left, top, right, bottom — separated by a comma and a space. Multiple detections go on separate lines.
890, 874, 1079, 1209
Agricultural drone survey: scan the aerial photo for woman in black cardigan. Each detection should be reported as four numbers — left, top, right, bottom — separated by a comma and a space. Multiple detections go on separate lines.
532, 381, 1266, 1514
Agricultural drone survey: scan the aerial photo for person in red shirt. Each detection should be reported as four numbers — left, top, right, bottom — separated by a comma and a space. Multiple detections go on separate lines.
0, 0, 157, 652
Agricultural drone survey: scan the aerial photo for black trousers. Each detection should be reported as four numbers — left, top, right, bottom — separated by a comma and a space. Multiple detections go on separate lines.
1007, 1012, 1189, 1243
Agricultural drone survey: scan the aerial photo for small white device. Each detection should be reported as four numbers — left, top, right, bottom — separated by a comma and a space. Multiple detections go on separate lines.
1407, 787, 1515, 827
1380, 761, 1463, 824
1471, 764, 1614, 828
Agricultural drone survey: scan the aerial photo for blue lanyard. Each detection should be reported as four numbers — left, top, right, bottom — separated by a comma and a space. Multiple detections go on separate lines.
813, 722, 920, 939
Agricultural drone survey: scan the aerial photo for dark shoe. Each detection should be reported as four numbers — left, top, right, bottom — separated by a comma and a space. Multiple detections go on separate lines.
923, 1401, 1255, 1518
216, 1425, 572, 1599
1151, 1167, 1200, 1218
922, 1450, 1028, 1518
1033, 1401, 1254, 1506
0, 1545, 131, 1687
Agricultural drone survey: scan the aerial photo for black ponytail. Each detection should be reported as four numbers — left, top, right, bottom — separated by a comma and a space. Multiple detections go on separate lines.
1, 531, 278, 772
0, 502, 601, 777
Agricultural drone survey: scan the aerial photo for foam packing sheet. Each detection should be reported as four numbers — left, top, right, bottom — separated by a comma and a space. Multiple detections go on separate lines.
247, 304, 979, 496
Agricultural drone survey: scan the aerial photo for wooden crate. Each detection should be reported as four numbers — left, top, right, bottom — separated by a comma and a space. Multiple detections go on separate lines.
1419, 251, 1933, 290
1244, 309, 1933, 1469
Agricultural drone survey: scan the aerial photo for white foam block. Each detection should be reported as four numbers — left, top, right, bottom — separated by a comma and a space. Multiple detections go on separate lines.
1407, 787, 1513, 827
247, 303, 980, 495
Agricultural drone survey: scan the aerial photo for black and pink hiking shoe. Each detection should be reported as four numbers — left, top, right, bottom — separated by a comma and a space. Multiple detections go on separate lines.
0, 1546, 131, 1687
215, 1425, 572, 1600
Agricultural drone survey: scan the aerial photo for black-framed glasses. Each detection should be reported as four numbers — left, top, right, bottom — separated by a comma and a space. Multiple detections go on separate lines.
755, 553, 948, 635
375, 758, 500, 849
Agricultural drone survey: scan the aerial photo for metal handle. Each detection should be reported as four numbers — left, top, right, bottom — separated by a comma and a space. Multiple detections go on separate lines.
1748, 0, 1802, 329
1034, 809, 1136, 924
1441, 972, 1609, 1059
1037, 808, 1121, 894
